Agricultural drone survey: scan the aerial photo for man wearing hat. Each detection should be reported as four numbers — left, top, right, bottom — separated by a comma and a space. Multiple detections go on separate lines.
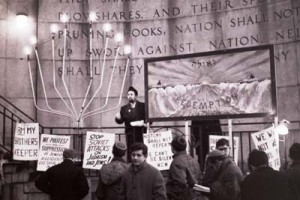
96, 141, 129, 200
202, 149, 243, 200
167, 136, 201, 200
115, 86, 146, 160
35, 148, 89, 200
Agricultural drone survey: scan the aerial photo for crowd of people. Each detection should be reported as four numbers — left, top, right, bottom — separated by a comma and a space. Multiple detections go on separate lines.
32, 137, 300, 200
2, 86, 300, 200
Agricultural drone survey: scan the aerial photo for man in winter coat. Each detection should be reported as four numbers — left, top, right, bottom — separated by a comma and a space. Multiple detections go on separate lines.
96, 141, 129, 200
35, 149, 89, 200
286, 143, 300, 200
120, 142, 166, 200
241, 149, 289, 200
167, 136, 201, 200
115, 86, 146, 161
206, 149, 243, 200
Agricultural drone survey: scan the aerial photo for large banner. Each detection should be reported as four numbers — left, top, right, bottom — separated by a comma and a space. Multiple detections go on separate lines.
144, 130, 173, 170
145, 46, 276, 121
251, 126, 280, 170
13, 123, 39, 161
209, 135, 239, 165
82, 132, 115, 170
37, 134, 71, 171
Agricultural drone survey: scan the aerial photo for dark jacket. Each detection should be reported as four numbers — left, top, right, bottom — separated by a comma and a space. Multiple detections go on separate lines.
285, 161, 300, 200
121, 161, 166, 200
35, 159, 89, 200
241, 166, 289, 200
115, 101, 146, 142
167, 151, 201, 200
95, 157, 129, 200
210, 157, 243, 200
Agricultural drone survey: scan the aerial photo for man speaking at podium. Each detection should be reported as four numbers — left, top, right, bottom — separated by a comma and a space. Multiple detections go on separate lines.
115, 86, 146, 159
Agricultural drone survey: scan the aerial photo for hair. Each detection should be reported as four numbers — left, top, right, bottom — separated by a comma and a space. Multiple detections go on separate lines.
131, 142, 148, 156
112, 145, 126, 158
171, 136, 187, 152
208, 156, 225, 164
216, 138, 229, 148
248, 149, 269, 168
289, 143, 300, 161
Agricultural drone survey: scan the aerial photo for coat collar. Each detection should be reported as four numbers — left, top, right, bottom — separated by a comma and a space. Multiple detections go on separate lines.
129, 161, 147, 173
172, 151, 187, 159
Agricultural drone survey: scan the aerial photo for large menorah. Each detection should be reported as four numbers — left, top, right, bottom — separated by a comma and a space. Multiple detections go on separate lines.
24, 13, 131, 126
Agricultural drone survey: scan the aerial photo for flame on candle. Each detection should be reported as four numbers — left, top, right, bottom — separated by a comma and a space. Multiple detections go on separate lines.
61, 13, 69, 23
24, 46, 31, 55
30, 36, 37, 46
114, 33, 124, 43
89, 12, 97, 23
124, 45, 132, 55
103, 23, 112, 32
50, 24, 58, 34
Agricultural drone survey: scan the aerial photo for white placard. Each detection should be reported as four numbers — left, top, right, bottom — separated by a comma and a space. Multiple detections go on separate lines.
144, 130, 173, 170
209, 135, 239, 165
13, 123, 39, 161
82, 132, 115, 170
37, 134, 71, 171
251, 126, 280, 170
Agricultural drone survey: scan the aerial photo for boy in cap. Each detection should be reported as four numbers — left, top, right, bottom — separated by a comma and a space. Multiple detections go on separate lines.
115, 86, 146, 160
35, 148, 89, 200
203, 149, 243, 200
167, 136, 201, 200
96, 141, 129, 200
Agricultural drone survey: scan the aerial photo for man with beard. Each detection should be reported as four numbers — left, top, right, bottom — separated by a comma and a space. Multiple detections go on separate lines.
115, 86, 146, 160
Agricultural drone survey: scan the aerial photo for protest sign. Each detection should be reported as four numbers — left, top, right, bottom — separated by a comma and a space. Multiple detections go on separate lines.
209, 135, 239, 164
251, 126, 280, 170
13, 123, 39, 160
83, 131, 115, 170
144, 130, 173, 170
37, 134, 71, 171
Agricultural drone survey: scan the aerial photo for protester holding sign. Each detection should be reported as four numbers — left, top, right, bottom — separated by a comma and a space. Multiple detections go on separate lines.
166, 136, 201, 200
96, 141, 129, 200
241, 150, 288, 200
35, 149, 89, 200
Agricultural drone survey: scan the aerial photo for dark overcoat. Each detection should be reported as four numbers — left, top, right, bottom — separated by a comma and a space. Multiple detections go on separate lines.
35, 159, 89, 200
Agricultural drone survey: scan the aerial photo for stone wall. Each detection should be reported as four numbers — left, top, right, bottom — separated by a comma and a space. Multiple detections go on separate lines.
1, 0, 299, 129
